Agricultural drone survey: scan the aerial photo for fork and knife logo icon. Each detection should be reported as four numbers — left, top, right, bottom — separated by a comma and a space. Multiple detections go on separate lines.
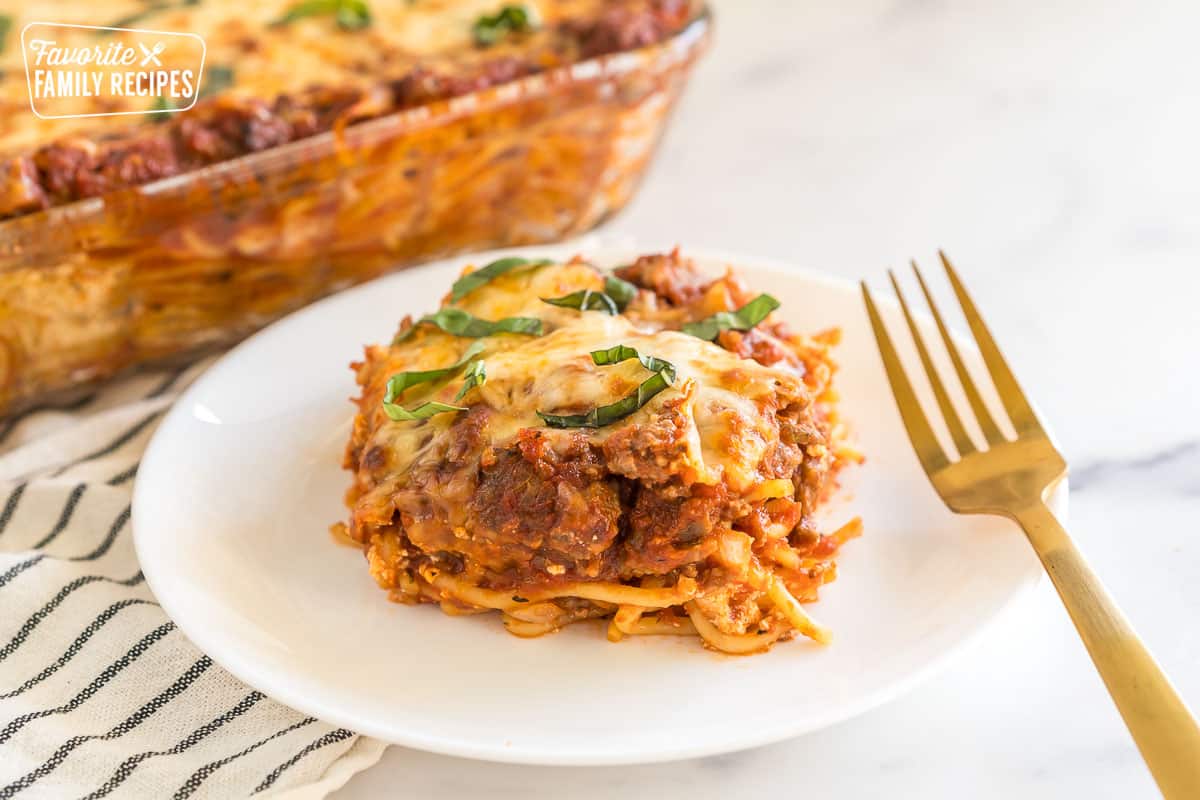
138, 42, 165, 67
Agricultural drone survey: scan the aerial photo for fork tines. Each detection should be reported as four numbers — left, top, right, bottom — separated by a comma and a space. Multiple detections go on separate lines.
860, 252, 1045, 467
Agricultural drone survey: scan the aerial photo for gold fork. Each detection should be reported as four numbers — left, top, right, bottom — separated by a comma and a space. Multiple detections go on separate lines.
861, 252, 1200, 798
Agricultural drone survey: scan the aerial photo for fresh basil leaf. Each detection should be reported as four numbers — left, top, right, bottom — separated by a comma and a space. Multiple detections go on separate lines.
335, 0, 372, 29
451, 256, 552, 302
681, 294, 781, 341
537, 345, 677, 429
603, 276, 638, 311
149, 95, 174, 122
455, 359, 487, 401
199, 65, 235, 98
0, 15, 12, 56
541, 288, 619, 315
273, 0, 371, 30
382, 400, 467, 422
383, 341, 485, 403
272, 0, 335, 26
589, 344, 677, 378
396, 308, 543, 342
472, 3, 539, 46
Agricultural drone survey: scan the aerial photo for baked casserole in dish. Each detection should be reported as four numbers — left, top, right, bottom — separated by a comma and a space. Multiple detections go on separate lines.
0, 0, 709, 415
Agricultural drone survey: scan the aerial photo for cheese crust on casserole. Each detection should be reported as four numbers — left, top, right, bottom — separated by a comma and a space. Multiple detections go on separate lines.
339, 250, 861, 653
0, 0, 699, 216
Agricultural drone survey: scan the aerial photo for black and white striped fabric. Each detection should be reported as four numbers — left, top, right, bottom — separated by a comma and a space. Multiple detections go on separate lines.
0, 362, 385, 799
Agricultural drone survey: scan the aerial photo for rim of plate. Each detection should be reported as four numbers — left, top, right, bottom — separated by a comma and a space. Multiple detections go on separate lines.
132, 241, 1065, 765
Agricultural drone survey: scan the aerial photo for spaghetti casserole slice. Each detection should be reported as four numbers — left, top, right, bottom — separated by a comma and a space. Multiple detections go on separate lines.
339, 250, 861, 653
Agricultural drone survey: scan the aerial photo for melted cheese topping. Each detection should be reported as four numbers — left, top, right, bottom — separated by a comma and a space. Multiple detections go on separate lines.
365, 262, 804, 495
0, 0, 606, 152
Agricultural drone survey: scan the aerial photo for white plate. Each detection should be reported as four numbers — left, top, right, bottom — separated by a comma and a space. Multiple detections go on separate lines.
133, 243, 1063, 765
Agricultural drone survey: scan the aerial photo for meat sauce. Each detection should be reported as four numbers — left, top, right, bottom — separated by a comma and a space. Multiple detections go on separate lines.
1, 1, 696, 218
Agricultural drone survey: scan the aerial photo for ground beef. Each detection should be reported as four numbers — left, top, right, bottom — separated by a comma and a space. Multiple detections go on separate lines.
177, 100, 293, 161
389, 58, 538, 108
619, 482, 727, 576
389, 420, 739, 586
567, 0, 695, 59
614, 248, 710, 307
717, 327, 803, 371
466, 431, 623, 572
0, 157, 46, 215
600, 392, 697, 485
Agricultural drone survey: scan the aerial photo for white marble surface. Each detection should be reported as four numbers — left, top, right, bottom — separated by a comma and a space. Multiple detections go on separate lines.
336, 1, 1200, 796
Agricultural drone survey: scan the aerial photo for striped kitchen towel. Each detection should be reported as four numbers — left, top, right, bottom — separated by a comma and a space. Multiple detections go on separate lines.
0, 362, 386, 799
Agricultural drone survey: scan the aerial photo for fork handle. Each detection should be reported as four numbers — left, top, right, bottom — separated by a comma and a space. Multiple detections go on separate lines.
1015, 502, 1200, 797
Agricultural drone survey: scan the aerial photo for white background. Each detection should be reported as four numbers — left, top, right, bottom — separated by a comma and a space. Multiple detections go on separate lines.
338, 0, 1200, 795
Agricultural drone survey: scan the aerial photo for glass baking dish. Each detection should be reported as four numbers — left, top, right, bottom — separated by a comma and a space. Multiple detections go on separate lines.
0, 10, 710, 418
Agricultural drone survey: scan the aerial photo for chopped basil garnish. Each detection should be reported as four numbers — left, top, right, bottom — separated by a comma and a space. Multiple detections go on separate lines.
149, 95, 174, 120
589, 344, 675, 374
0, 15, 12, 56
541, 288, 619, 315
199, 64, 235, 97
472, 4, 539, 46
537, 345, 677, 429
681, 294, 781, 341
603, 275, 638, 311
383, 341, 484, 403
455, 359, 487, 401
395, 308, 543, 342
451, 256, 552, 302
272, 0, 372, 30
382, 343, 486, 417
382, 400, 467, 422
